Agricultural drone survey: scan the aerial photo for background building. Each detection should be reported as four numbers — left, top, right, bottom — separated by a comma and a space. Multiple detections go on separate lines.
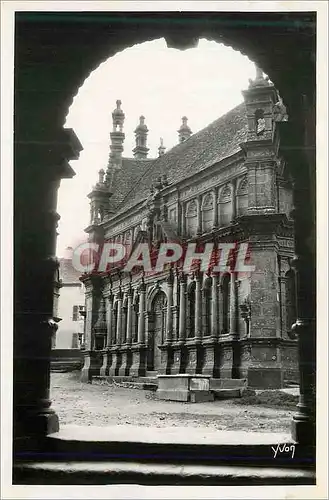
81, 68, 298, 388
54, 248, 86, 350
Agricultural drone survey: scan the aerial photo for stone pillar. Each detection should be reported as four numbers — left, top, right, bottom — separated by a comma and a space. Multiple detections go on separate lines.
242, 239, 282, 388
118, 287, 133, 376
14, 127, 82, 441
186, 272, 203, 374
280, 113, 316, 445
114, 289, 123, 375
100, 292, 114, 376
161, 271, 174, 374
130, 282, 147, 376
203, 273, 220, 377
195, 272, 202, 341
179, 275, 187, 342
171, 274, 187, 374
166, 273, 174, 343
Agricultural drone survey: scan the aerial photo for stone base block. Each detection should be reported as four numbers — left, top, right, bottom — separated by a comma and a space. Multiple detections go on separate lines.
157, 389, 189, 402
190, 391, 214, 402
118, 349, 131, 376
129, 347, 146, 377
291, 416, 316, 445
81, 351, 101, 382
157, 374, 213, 402
212, 388, 241, 400
247, 367, 284, 389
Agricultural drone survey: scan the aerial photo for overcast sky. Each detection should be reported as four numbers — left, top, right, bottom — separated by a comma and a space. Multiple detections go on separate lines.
57, 38, 256, 256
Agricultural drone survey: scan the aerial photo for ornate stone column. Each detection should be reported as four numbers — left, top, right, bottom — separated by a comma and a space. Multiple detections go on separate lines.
100, 291, 114, 376
203, 273, 220, 377
130, 282, 147, 376
171, 273, 186, 374
118, 287, 133, 376
14, 127, 82, 441
186, 272, 203, 374
279, 113, 316, 445
114, 289, 123, 375
160, 270, 175, 374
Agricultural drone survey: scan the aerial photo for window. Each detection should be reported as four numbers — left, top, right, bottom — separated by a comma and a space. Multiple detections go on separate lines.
236, 176, 248, 216
186, 200, 198, 238
201, 193, 214, 233
218, 184, 232, 227
255, 109, 265, 135
72, 305, 84, 321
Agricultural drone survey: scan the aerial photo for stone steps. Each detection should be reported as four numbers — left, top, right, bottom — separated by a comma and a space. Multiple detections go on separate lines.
13, 425, 315, 485
13, 460, 315, 485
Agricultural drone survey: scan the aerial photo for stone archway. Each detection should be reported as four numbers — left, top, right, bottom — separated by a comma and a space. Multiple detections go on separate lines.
13, 10, 316, 446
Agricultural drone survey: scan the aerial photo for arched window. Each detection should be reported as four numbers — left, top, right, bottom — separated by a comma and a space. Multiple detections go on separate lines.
201, 193, 214, 233
285, 270, 297, 334
221, 274, 231, 334
186, 200, 198, 238
152, 291, 167, 345
203, 277, 212, 336
218, 184, 232, 227
255, 109, 265, 135
187, 281, 196, 338
236, 176, 248, 216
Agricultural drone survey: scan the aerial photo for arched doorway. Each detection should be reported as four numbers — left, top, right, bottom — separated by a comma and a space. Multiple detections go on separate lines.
150, 291, 167, 371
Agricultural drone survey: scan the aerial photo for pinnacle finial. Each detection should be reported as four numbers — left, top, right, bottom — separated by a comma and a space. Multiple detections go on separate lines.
255, 65, 264, 81
98, 168, 105, 184
158, 137, 166, 157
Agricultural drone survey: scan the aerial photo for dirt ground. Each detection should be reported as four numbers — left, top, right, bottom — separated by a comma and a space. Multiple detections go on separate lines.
50, 371, 294, 433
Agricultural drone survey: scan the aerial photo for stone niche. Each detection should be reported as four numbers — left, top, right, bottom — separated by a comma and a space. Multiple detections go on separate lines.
157, 374, 214, 403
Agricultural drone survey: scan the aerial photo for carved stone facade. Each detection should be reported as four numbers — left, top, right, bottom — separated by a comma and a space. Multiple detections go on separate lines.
81, 69, 298, 389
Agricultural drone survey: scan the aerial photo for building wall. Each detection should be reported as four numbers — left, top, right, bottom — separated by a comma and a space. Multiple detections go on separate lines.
55, 284, 85, 349
82, 77, 298, 387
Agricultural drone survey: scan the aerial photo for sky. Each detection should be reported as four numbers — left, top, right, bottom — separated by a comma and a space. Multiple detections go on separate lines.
57, 38, 256, 257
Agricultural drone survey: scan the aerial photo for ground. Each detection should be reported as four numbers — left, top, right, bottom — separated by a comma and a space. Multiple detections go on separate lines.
50, 371, 296, 433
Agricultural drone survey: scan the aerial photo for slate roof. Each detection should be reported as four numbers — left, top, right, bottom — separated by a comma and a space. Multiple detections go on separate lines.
115, 102, 248, 216
59, 258, 82, 284
108, 158, 155, 208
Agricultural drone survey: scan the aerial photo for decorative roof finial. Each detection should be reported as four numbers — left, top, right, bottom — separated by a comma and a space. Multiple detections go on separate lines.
158, 137, 166, 157
178, 116, 192, 143
98, 168, 105, 184
133, 115, 149, 159
248, 64, 270, 88
255, 65, 264, 81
